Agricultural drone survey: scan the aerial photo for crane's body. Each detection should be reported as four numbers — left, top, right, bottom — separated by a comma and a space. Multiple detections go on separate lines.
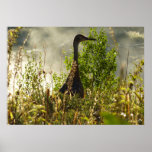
59, 34, 96, 98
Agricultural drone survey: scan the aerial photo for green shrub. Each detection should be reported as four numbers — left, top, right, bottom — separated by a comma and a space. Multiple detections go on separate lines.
65, 28, 118, 91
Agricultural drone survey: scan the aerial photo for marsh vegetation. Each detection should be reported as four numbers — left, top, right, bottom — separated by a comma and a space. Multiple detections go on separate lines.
8, 27, 144, 125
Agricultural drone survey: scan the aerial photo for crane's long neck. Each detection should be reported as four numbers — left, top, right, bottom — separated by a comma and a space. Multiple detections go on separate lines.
73, 41, 79, 63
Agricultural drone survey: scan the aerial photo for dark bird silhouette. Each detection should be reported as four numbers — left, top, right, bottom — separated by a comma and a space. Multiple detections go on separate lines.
59, 34, 96, 98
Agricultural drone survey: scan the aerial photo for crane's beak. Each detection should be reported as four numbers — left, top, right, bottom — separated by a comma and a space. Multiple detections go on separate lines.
86, 37, 96, 41
80, 36, 96, 42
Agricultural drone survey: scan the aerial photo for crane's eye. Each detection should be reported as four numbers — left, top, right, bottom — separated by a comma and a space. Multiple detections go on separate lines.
79, 37, 83, 41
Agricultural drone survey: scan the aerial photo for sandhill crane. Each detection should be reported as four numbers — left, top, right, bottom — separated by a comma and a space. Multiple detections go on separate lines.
59, 34, 96, 98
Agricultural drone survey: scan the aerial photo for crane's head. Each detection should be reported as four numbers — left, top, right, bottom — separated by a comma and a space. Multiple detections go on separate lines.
74, 34, 96, 43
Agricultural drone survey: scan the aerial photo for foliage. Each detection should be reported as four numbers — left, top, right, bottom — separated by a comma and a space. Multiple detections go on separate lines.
8, 27, 144, 125
8, 27, 22, 87
8, 27, 22, 54
65, 28, 118, 91
52, 72, 67, 92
